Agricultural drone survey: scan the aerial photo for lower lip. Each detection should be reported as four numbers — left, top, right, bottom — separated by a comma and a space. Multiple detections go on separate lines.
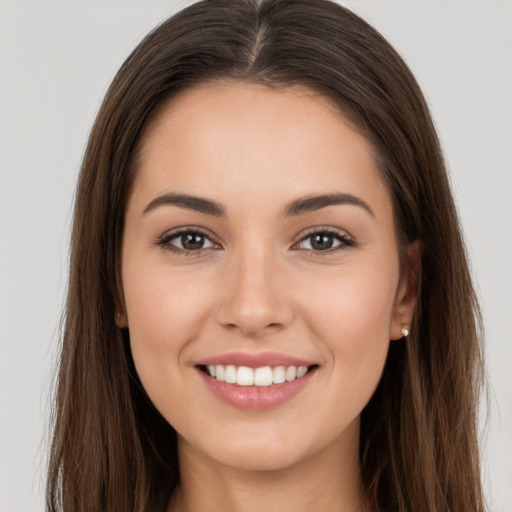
197, 367, 317, 410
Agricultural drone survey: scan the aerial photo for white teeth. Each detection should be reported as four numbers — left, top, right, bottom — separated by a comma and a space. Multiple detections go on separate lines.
297, 366, 308, 378
272, 366, 286, 384
254, 366, 273, 386
206, 364, 313, 386
237, 366, 254, 386
215, 365, 225, 381
285, 366, 297, 381
225, 365, 237, 383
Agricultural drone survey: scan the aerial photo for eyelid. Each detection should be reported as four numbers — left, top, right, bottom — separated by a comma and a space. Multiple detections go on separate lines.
154, 225, 356, 255
298, 226, 353, 238
292, 226, 356, 253
154, 226, 221, 254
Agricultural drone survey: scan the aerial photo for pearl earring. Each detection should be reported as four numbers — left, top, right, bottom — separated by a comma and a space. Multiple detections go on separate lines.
401, 327, 409, 337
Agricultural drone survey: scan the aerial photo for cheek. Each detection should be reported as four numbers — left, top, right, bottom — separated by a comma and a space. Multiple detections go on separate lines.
297, 262, 398, 399
301, 263, 398, 342
122, 266, 210, 402
124, 265, 209, 341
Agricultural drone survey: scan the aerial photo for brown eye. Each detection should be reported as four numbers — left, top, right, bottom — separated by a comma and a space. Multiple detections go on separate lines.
310, 233, 335, 251
181, 233, 207, 250
297, 230, 354, 253
157, 230, 217, 253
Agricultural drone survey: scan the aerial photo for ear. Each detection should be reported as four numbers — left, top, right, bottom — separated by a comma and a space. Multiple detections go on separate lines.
113, 279, 128, 328
115, 309, 128, 329
390, 240, 420, 340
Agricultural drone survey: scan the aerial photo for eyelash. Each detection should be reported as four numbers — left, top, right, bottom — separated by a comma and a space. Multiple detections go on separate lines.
293, 227, 356, 254
154, 227, 356, 256
154, 227, 219, 256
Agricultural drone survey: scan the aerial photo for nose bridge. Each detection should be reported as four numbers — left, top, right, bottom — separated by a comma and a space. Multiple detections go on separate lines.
216, 237, 292, 336
236, 243, 275, 302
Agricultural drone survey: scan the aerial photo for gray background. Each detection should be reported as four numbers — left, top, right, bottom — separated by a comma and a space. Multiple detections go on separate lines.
1, 1, 511, 511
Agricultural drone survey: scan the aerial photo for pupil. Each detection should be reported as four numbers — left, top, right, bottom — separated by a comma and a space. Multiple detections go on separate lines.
311, 234, 333, 250
182, 233, 204, 250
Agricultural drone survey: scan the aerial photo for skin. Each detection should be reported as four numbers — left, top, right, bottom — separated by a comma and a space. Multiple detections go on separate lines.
118, 82, 418, 512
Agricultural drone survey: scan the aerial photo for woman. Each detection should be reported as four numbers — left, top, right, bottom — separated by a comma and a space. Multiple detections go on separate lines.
46, 0, 486, 510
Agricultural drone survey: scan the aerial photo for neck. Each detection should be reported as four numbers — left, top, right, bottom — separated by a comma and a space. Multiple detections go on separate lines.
168, 421, 366, 512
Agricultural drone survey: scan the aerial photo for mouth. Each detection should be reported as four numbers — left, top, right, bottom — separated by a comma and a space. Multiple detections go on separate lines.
198, 364, 318, 387
195, 361, 319, 410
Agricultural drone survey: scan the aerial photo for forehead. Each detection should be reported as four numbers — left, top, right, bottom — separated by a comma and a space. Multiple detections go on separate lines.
131, 82, 392, 221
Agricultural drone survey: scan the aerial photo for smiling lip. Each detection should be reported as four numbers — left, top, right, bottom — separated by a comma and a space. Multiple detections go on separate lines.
194, 351, 318, 410
195, 351, 316, 368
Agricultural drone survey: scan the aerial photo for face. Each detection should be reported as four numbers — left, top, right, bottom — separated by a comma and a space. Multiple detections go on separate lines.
119, 82, 416, 472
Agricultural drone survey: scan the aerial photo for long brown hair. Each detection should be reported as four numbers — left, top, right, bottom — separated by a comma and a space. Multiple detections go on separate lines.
46, 1, 486, 510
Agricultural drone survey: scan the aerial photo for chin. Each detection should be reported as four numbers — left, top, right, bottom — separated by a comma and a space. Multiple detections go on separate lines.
182, 420, 344, 474
209, 443, 308, 472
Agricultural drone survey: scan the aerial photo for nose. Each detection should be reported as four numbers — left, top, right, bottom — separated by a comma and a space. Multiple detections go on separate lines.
215, 246, 294, 338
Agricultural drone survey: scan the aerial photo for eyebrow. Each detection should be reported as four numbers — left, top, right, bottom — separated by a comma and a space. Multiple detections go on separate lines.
142, 191, 374, 218
281, 193, 374, 218
143, 193, 226, 216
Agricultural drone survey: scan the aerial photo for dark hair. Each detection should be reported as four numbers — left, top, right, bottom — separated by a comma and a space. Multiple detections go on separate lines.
47, 1, 486, 510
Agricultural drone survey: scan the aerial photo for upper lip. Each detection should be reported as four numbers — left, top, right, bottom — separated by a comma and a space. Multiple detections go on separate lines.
194, 351, 317, 368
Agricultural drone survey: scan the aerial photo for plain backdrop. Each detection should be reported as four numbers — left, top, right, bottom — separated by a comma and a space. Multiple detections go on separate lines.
0, 1, 511, 511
